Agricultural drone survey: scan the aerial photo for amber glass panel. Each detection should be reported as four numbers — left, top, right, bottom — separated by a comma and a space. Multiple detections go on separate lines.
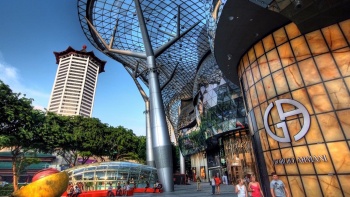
322, 24, 347, 51
264, 152, 274, 175
250, 86, 258, 107
245, 88, 252, 111
307, 84, 333, 113
272, 70, 288, 95
273, 27, 288, 46
266, 49, 282, 73
344, 77, 350, 92
339, 19, 350, 43
318, 175, 342, 197
258, 55, 270, 78
305, 30, 329, 55
290, 36, 311, 61
243, 54, 250, 69
338, 175, 350, 196
248, 47, 256, 63
287, 176, 304, 197
317, 112, 344, 141
271, 150, 285, 174
308, 144, 334, 174
336, 109, 350, 139
333, 47, 350, 77
302, 176, 323, 197
251, 61, 261, 83
259, 129, 269, 151
293, 146, 315, 174
277, 43, 295, 67
304, 116, 324, 144
242, 72, 249, 92
327, 141, 350, 173
246, 67, 254, 87
298, 58, 322, 86
284, 64, 304, 91
263, 75, 276, 99
253, 106, 263, 130
291, 88, 314, 115
280, 148, 298, 174
262, 34, 275, 52
254, 41, 265, 58
285, 23, 301, 40
255, 81, 266, 104
314, 53, 341, 81
325, 79, 350, 110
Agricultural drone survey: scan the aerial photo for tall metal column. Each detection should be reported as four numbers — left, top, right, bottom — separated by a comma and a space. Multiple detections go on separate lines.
134, 0, 173, 192
126, 68, 155, 167
145, 100, 155, 167
179, 150, 185, 174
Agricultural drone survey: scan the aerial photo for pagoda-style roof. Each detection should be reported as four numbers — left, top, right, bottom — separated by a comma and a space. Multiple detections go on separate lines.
53, 46, 106, 73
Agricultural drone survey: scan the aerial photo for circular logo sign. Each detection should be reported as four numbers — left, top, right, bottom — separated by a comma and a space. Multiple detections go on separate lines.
263, 99, 310, 143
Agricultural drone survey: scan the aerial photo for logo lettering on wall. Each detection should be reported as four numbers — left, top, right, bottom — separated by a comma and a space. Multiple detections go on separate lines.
273, 155, 328, 165
263, 99, 310, 143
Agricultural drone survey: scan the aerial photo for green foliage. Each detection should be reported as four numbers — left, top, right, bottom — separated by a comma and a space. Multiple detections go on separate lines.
0, 80, 148, 190
0, 80, 46, 191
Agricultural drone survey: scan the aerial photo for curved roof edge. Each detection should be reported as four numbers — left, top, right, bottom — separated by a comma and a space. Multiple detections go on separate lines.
53, 46, 106, 73
214, 0, 290, 85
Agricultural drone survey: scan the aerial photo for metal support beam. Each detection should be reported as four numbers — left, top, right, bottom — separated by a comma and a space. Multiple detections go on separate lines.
126, 67, 154, 167
134, 0, 174, 192
160, 62, 179, 91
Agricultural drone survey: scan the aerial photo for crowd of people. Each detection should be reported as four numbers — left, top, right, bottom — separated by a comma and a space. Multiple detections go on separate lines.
206, 172, 289, 197
66, 179, 163, 197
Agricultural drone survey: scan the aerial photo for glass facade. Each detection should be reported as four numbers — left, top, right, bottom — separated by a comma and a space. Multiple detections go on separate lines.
65, 162, 158, 191
238, 20, 350, 196
177, 54, 245, 156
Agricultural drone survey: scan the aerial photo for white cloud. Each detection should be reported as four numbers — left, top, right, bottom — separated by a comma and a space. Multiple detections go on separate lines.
0, 54, 50, 109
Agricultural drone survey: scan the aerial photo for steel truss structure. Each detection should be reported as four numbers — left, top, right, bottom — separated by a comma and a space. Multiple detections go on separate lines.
77, 0, 210, 192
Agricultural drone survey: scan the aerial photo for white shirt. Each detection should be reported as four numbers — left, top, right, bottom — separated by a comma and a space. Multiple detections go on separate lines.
236, 184, 246, 197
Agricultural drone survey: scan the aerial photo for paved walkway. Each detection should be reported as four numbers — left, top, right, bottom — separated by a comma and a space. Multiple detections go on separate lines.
134, 182, 238, 197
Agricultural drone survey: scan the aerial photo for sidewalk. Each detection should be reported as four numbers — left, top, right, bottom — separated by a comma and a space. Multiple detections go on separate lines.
134, 182, 238, 197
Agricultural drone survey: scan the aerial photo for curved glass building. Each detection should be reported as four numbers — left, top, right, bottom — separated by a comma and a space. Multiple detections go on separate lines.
65, 162, 158, 190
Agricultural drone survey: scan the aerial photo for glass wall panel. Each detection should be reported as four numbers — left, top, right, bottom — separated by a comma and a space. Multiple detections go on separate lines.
238, 19, 350, 196
65, 162, 158, 191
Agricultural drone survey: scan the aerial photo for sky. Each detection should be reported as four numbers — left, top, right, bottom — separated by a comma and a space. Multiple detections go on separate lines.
0, 1, 148, 136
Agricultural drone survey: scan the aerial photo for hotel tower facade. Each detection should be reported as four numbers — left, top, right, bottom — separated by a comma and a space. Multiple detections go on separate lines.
47, 46, 106, 117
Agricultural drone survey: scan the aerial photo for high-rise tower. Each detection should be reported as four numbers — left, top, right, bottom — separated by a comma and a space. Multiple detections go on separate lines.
47, 45, 106, 117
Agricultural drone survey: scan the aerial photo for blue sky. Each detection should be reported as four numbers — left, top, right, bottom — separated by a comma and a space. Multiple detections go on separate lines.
0, 1, 147, 136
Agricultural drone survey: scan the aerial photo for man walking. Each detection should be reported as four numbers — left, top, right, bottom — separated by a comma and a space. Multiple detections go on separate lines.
210, 175, 216, 195
270, 172, 290, 197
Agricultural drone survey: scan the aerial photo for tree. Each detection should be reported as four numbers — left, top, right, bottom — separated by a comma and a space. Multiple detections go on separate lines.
0, 80, 46, 191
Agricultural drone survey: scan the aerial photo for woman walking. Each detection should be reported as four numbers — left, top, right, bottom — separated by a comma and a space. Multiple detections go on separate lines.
214, 175, 221, 194
248, 175, 264, 197
196, 176, 201, 191
235, 178, 248, 197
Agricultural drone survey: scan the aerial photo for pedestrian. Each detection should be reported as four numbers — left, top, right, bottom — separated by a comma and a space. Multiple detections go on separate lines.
107, 183, 114, 197
153, 180, 162, 193
124, 181, 130, 196
210, 175, 216, 195
196, 176, 201, 191
235, 178, 248, 197
270, 172, 289, 197
144, 181, 150, 192
214, 175, 221, 194
248, 175, 264, 197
